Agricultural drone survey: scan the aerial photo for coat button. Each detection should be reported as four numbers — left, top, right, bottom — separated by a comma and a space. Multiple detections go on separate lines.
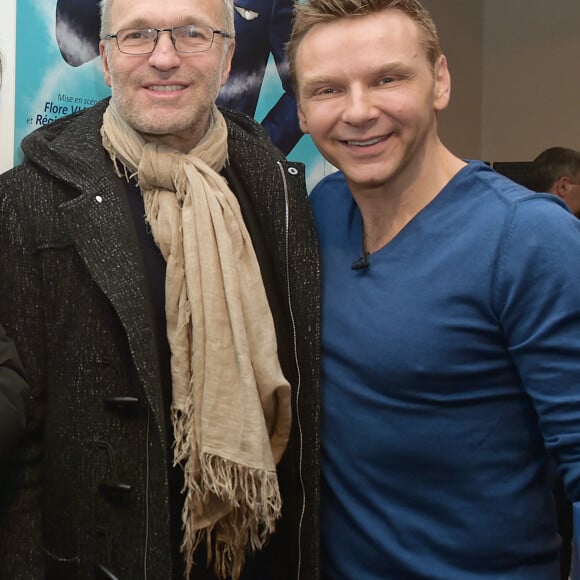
103, 396, 142, 415
287, 166, 299, 175
95, 562, 120, 580
98, 480, 133, 506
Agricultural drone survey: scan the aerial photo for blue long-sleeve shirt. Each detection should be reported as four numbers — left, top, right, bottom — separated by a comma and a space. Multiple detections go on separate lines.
310, 161, 580, 579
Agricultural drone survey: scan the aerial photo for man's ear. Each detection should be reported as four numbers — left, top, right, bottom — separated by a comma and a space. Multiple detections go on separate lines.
100, 41, 112, 87
220, 39, 236, 86
555, 176, 570, 198
433, 54, 451, 112
297, 104, 310, 134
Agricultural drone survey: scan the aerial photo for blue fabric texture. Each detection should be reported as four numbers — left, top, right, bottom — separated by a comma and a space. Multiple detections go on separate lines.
572, 502, 580, 579
310, 161, 580, 580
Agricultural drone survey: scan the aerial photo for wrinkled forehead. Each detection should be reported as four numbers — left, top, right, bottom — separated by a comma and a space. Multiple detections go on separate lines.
109, 0, 225, 30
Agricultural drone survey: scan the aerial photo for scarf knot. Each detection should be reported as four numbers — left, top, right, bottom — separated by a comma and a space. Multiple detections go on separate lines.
138, 144, 183, 194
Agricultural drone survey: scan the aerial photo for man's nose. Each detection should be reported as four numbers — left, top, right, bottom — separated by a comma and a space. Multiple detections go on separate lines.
148, 30, 181, 68
341, 87, 379, 125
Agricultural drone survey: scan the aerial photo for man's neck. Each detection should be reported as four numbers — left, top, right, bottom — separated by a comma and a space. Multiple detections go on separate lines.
350, 146, 466, 254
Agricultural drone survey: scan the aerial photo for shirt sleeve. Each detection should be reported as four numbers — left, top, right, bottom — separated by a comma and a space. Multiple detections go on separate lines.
494, 195, 580, 500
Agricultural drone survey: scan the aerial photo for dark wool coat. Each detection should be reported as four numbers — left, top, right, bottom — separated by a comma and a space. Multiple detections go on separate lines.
0, 100, 321, 580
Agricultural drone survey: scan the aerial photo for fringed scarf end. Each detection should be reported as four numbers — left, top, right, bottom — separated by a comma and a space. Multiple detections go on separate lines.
179, 452, 282, 580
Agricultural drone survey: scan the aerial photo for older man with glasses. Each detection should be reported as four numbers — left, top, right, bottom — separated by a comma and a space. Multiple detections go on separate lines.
0, 0, 321, 578
55, 0, 302, 155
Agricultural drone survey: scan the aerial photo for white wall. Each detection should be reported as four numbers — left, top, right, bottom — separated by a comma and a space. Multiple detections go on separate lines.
423, 0, 484, 160
482, 0, 580, 161
425, 0, 580, 163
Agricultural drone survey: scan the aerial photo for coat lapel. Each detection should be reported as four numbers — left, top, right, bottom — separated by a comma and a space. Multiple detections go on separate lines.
59, 159, 167, 442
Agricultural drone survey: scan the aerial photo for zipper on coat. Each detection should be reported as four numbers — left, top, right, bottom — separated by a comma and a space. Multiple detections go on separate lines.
277, 160, 306, 580
144, 408, 151, 580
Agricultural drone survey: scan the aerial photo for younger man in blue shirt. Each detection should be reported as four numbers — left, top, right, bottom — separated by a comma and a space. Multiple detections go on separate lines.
288, 1, 580, 577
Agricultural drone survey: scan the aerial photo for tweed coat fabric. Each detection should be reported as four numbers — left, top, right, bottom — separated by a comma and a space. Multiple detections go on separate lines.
0, 99, 321, 580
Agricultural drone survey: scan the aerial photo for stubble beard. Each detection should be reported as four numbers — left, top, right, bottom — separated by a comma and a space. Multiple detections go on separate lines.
109, 66, 225, 143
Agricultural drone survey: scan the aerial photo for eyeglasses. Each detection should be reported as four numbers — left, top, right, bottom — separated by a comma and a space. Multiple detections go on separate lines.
104, 24, 232, 55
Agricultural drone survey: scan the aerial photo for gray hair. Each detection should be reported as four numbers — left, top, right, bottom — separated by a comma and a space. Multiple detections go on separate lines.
99, 0, 235, 39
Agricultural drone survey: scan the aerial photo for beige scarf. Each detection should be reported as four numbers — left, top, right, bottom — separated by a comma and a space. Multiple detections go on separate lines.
101, 102, 292, 580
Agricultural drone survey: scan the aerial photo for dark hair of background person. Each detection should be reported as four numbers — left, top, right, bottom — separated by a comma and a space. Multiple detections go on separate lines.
526, 147, 580, 193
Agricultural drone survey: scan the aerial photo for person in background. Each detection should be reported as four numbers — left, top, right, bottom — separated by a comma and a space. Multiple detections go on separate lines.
527, 146, 580, 217
287, 0, 580, 578
0, 55, 28, 461
0, 0, 320, 578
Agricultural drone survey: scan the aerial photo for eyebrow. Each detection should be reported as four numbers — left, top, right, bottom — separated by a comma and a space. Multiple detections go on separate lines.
114, 17, 210, 30
300, 74, 334, 89
373, 61, 415, 75
300, 61, 413, 88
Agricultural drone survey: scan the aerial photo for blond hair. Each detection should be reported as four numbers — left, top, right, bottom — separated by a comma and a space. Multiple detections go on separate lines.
287, 0, 441, 90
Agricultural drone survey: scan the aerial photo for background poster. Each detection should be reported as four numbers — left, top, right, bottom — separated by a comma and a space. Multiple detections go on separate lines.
14, 0, 331, 190
14, 0, 110, 159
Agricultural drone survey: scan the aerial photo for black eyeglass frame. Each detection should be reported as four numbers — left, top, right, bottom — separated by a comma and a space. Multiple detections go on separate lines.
103, 24, 233, 55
